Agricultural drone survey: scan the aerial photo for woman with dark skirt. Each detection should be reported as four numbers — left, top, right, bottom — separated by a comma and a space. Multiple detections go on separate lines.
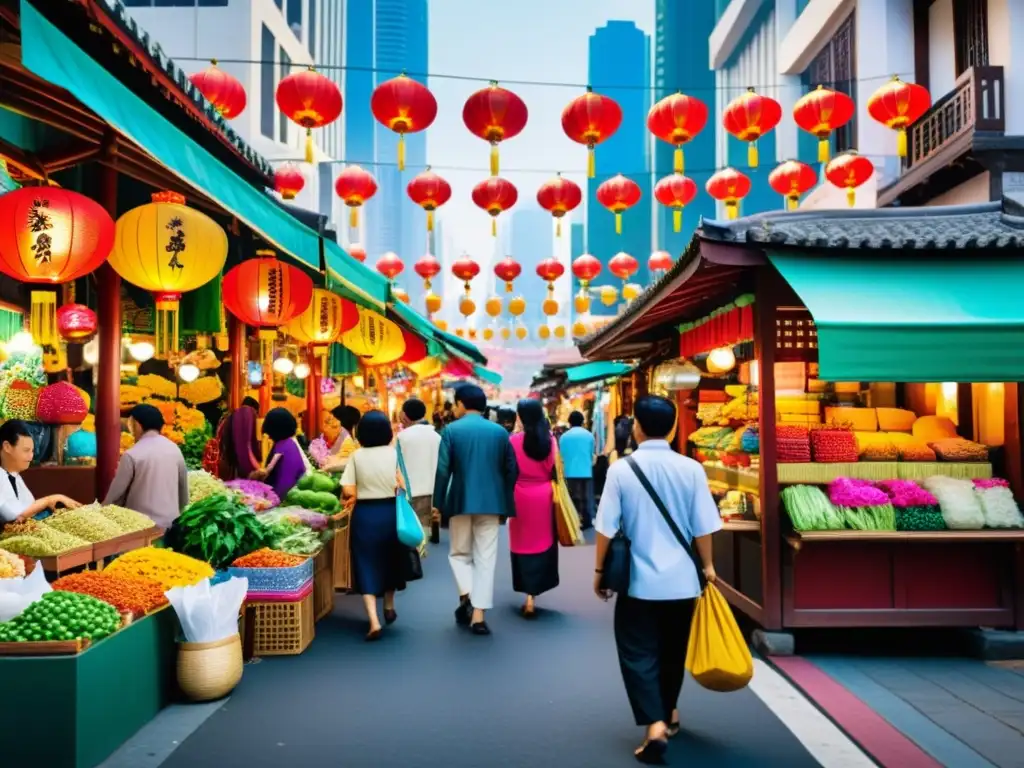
508, 398, 559, 618
340, 410, 406, 641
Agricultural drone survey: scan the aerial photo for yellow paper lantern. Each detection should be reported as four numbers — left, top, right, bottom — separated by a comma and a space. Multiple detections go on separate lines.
425, 292, 442, 314
538, 325, 551, 340
455, 328, 465, 337
553, 325, 566, 339
622, 282, 642, 301
285, 287, 350, 358
459, 297, 476, 317
341, 308, 405, 364
434, 318, 448, 331
573, 321, 588, 337
599, 285, 618, 306
408, 356, 442, 378
485, 296, 502, 317
574, 294, 590, 313
109, 191, 227, 357
469, 329, 478, 340
542, 297, 559, 316
515, 326, 528, 341
501, 327, 511, 340
483, 328, 494, 340
508, 296, 526, 317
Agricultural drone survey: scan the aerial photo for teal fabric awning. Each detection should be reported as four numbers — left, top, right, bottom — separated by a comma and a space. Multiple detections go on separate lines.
472, 365, 502, 386
324, 241, 388, 309
565, 361, 633, 385
768, 249, 1024, 382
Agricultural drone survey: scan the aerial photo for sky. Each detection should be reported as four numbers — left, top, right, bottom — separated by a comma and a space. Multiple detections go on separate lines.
426, 0, 655, 270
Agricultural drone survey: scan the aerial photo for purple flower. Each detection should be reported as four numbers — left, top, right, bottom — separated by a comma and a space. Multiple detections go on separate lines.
828, 477, 889, 507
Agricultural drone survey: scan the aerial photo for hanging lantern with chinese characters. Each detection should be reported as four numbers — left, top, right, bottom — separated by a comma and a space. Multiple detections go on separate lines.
571, 253, 601, 314
654, 174, 697, 233
222, 250, 314, 365
462, 82, 529, 176
562, 87, 623, 178
110, 191, 226, 358
370, 74, 437, 171
406, 168, 451, 232
536, 257, 565, 317
825, 151, 874, 207
646, 91, 708, 174
472, 177, 518, 237
0, 188, 113, 364
335, 166, 378, 230
274, 164, 305, 200
705, 168, 751, 220
867, 75, 931, 158
189, 59, 247, 119
793, 85, 855, 163
285, 288, 358, 363
451, 255, 480, 319
768, 160, 818, 210
341, 308, 405, 365
596, 174, 642, 235
536, 174, 582, 237
275, 66, 343, 163
414, 253, 442, 315
722, 88, 782, 168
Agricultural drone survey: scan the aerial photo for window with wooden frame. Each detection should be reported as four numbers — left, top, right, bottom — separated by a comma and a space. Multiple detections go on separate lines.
802, 14, 857, 154
953, 0, 989, 76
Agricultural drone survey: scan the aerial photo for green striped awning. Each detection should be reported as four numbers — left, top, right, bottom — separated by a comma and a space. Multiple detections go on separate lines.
472, 365, 502, 386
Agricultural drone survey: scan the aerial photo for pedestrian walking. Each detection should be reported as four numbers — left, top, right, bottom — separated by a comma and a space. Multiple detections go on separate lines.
340, 410, 408, 641
434, 383, 518, 635
395, 398, 441, 547
496, 407, 517, 434
508, 399, 559, 617
559, 410, 596, 529
593, 395, 721, 765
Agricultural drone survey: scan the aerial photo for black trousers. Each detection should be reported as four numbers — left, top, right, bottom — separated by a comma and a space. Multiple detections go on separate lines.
566, 477, 594, 528
614, 595, 696, 726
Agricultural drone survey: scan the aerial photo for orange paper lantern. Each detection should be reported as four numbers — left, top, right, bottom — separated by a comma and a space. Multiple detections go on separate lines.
646, 92, 708, 174
705, 168, 751, 220
653, 174, 698, 233
867, 76, 931, 158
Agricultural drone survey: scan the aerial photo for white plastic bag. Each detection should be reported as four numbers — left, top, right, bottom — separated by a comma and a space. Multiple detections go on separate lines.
922, 476, 986, 529
0, 565, 51, 622
165, 576, 248, 644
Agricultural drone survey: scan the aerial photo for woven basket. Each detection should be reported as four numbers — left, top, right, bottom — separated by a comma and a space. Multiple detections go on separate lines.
176, 634, 243, 701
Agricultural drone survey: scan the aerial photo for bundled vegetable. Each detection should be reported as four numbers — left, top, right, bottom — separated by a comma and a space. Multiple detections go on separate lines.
0, 591, 121, 643
188, 469, 226, 504
284, 488, 341, 514
261, 506, 330, 532
106, 547, 214, 589
296, 471, 340, 494
259, 511, 326, 554
44, 507, 123, 543
231, 548, 308, 568
224, 479, 280, 511
828, 477, 895, 530
52, 571, 168, 616
175, 493, 269, 569
0, 548, 25, 579
781, 485, 845, 531
0, 520, 89, 556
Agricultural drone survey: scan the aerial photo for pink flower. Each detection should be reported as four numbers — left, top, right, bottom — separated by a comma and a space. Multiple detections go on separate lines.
974, 478, 1010, 489
828, 476, 889, 507
876, 479, 938, 508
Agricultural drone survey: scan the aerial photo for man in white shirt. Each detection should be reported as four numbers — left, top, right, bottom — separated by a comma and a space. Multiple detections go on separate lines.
395, 398, 441, 544
0, 419, 80, 527
593, 395, 721, 765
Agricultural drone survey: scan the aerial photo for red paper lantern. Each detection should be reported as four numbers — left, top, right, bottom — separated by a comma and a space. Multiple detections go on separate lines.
348, 243, 367, 263
275, 66, 343, 163
493, 256, 522, 292
0, 187, 114, 352
56, 303, 97, 342
793, 85, 855, 163
705, 168, 752, 220
867, 76, 931, 158
462, 83, 529, 176
414, 254, 441, 283
274, 163, 305, 201
399, 327, 427, 364
825, 151, 874, 207
648, 251, 673, 275
653, 174, 698, 233
596, 174, 642, 235
646, 92, 708, 175
376, 252, 404, 281
222, 250, 314, 363
334, 166, 378, 229
768, 160, 818, 210
722, 88, 782, 168
536, 174, 582, 238
189, 60, 246, 119
536, 257, 565, 287
471, 177, 518, 237
451, 256, 481, 284
406, 169, 451, 232
572, 253, 602, 286
608, 252, 639, 282
370, 74, 437, 171
562, 87, 623, 178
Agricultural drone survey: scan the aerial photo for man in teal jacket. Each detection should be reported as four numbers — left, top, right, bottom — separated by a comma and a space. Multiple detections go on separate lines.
434, 383, 518, 635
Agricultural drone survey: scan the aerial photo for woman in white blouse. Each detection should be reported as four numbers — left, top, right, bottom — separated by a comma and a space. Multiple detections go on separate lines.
0, 420, 80, 527
339, 410, 408, 641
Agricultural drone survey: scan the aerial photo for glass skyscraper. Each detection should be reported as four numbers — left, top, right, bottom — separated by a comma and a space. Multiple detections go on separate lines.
586, 21, 651, 315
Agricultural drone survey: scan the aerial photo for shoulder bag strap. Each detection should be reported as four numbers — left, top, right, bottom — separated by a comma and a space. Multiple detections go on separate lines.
395, 440, 412, 495
625, 456, 707, 591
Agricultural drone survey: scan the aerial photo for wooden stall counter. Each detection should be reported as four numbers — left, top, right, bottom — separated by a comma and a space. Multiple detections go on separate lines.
22, 465, 97, 504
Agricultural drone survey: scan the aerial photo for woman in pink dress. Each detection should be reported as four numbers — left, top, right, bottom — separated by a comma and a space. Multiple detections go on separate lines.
508, 398, 559, 618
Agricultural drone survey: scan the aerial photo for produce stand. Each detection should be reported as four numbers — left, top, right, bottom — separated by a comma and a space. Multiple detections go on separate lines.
578, 201, 1024, 638
0, 607, 178, 768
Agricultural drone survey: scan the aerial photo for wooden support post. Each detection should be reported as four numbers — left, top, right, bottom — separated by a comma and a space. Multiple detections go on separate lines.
95, 156, 121, 500
755, 267, 782, 631
228, 315, 245, 411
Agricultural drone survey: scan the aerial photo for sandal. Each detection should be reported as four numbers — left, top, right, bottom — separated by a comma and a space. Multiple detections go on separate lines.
634, 738, 668, 765
666, 721, 681, 739
384, 609, 398, 625
365, 627, 383, 642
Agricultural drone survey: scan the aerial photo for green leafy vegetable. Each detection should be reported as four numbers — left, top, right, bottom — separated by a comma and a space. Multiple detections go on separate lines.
175, 493, 268, 569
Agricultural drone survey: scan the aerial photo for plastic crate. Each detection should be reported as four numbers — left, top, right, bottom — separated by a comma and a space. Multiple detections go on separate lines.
246, 580, 313, 604
249, 593, 314, 657
228, 557, 313, 593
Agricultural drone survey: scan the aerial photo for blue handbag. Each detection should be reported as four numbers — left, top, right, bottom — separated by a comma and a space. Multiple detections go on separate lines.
395, 442, 425, 548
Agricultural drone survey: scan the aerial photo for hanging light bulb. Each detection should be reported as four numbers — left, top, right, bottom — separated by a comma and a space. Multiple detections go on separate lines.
707, 347, 736, 373
7, 331, 38, 355
178, 363, 200, 382
83, 338, 99, 366
129, 341, 156, 362
273, 356, 295, 375
293, 362, 311, 379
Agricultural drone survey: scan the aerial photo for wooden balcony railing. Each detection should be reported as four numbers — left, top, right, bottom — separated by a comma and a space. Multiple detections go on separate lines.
902, 65, 1004, 173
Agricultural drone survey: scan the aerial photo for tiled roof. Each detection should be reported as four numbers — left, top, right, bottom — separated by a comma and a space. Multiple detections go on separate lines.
699, 199, 1024, 250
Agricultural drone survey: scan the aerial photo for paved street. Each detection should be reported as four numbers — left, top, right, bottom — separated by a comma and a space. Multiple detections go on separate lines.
108, 530, 861, 768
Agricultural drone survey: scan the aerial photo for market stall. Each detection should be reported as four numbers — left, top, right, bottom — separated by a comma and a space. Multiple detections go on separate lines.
578, 200, 1024, 639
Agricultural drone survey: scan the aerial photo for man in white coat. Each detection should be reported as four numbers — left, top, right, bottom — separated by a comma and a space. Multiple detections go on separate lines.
396, 398, 441, 546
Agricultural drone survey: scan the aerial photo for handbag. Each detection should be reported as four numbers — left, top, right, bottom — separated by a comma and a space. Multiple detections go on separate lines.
553, 453, 583, 547
395, 442, 425, 548
402, 546, 423, 582
624, 456, 752, 692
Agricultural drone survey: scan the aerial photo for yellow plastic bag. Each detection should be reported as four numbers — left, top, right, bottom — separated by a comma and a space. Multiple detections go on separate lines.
685, 583, 754, 692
